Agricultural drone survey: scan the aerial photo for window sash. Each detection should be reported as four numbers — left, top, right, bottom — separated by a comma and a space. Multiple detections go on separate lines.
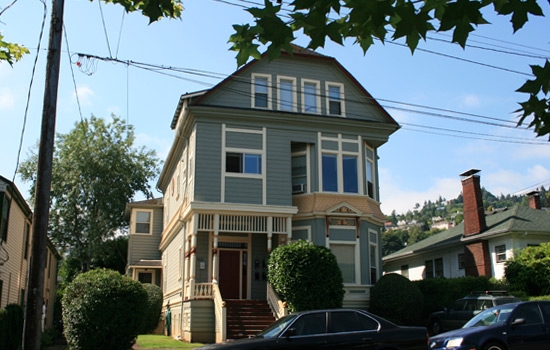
279, 78, 295, 111
135, 211, 152, 234
226, 153, 262, 174
495, 245, 506, 263
343, 156, 358, 193
322, 154, 338, 192
254, 76, 269, 108
328, 85, 342, 115
332, 244, 356, 284
303, 82, 318, 113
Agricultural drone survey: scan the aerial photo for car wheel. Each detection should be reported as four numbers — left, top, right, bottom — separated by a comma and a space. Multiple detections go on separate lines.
430, 319, 443, 335
482, 342, 506, 350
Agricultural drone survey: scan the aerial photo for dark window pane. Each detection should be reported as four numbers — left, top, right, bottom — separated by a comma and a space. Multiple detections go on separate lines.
322, 154, 338, 192
226, 153, 242, 173
343, 156, 358, 193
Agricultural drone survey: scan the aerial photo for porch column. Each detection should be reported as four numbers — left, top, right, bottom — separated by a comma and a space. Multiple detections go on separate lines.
287, 217, 292, 243
212, 214, 220, 283
189, 213, 199, 299
267, 216, 273, 252
183, 226, 191, 300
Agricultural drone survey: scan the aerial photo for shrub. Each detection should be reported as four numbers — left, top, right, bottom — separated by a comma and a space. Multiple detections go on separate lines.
0, 303, 24, 350
268, 240, 344, 312
140, 283, 163, 334
505, 243, 550, 296
62, 268, 148, 350
370, 273, 424, 325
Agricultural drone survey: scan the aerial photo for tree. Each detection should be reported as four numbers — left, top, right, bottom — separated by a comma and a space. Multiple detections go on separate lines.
19, 115, 160, 272
505, 243, 550, 296
0, 0, 182, 65
229, 0, 549, 138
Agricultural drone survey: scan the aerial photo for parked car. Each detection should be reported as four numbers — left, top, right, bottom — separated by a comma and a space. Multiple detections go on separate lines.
429, 291, 520, 335
429, 301, 550, 350
196, 308, 429, 349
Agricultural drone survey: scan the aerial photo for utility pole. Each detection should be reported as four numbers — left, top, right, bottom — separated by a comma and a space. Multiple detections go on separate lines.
24, 0, 64, 348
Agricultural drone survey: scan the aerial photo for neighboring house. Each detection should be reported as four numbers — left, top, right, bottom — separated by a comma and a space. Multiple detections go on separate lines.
125, 198, 163, 286
127, 45, 399, 342
383, 169, 550, 281
0, 175, 60, 330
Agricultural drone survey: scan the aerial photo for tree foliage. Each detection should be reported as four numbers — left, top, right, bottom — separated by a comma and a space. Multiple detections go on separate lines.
19, 115, 160, 272
268, 240, 344, 313
0, 0, 182, 64
505, 242, 550, 296
229, 0, 549, 138
62, 269, 148, 350
140, 283, 163, 334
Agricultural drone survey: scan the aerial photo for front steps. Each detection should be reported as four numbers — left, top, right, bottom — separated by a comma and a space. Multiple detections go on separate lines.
225, 299, 276, 339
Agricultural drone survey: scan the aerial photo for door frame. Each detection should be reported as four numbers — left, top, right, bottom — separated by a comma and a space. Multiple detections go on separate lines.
214, 235, 251, 299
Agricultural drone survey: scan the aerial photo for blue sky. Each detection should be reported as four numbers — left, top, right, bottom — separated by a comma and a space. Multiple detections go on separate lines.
1, 0, 549, 215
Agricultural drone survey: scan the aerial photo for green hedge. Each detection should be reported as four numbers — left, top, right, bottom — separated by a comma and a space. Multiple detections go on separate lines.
0, 303, 24, 350
140, 283, 163, 334
268, 240, 344, 312
369, 273, 424, 325
62, 268, 148, 350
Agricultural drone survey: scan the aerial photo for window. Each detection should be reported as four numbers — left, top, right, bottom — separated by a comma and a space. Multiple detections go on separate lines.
458, 253, 465, 269
331, 244, 356, 284
322, 154, 338, 192
326, 82, 345, 116
278, 76, 296, 111
252, 74, 271, 109
495, 245, 506, 263
370, 244, 378, 283
302, 80, 320, 113
343, 156, 358, 193
0, 192, 11, 242
365, 145, 375, 199
292, 152, 307, 193
425, 258, 444, 278
322, 154, 359, 194
138, 272, 153, 284
330, 311, 379, 333
135, 211, 152, 234
226, 153, 262, 174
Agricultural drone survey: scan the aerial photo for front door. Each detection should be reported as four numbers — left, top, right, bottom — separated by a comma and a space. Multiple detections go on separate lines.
219, 249, 247, 299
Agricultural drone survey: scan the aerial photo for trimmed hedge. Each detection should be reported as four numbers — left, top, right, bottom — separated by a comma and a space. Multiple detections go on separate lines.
62, 268, 148, 350
0, 303, 24, 350
140, 283, 163, 334
268, 240, 344, 312
369, 273, 424, 325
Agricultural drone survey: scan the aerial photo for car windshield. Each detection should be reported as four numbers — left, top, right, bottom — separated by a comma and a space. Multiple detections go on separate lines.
255, 314, 298, 339
463, 306, 514, 328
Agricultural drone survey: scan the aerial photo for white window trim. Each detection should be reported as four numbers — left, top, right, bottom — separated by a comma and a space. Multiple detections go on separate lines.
301, 79, 321, 114
251, 73, 272, 109
325, 81, 345, 116
318, 133, 361, 194
369, 228, 379, 284
277, 75, 297, 112
133, 209, 153, 235
330, 240, 360, 286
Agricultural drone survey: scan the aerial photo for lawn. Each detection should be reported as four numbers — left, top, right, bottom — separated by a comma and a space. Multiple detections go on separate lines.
136, 335, 204, 349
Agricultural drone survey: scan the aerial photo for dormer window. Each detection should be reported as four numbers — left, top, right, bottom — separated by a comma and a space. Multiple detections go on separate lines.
252, 73, 271, 109
326, 82, 345, 116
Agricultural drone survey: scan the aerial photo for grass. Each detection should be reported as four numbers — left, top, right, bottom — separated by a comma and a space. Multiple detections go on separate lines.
136, 335, 204, 349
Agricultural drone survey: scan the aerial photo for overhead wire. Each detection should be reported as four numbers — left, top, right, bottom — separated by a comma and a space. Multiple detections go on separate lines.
63, 25, 84, 122
97, 0, 113, 58
12, 0, 47, 182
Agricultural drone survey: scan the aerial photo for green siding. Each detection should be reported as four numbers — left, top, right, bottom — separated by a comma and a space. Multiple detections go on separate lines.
251, 234, 269, 300
329, 229, 356, 241
266, 129, 292, 206
194, 123, 222, 202
195, 233, 210, 283
225, 177, 262, 204
226, 130, 263, 149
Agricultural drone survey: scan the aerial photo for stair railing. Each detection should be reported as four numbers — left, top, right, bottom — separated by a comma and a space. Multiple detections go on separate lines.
212, 283, 227, 342
266, 282, 288, 319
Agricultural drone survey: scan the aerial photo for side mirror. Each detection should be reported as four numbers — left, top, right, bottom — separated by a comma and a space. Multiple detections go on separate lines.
511, 318, 526, 327
284, 328, 297, 337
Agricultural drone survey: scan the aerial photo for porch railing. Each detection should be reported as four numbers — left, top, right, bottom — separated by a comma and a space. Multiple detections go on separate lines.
194, 283, 214, 299
212, 283, 226, 343
266, 283, 288, 319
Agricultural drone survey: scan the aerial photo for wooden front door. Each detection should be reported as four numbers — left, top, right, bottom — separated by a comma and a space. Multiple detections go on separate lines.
219, 250, 245, 299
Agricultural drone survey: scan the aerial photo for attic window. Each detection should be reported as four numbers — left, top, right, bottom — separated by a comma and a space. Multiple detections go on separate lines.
252, 74, 271, 109
326, 82, 345, 116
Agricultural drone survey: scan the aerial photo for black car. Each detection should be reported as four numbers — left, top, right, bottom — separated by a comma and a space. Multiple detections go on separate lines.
429, 301, 550, 350
196, 308, 428, 349
429, 291, 520, 335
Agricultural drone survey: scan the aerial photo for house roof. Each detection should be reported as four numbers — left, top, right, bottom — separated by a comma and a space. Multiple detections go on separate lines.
383, 204, 550, 262
124, 197, 163, 219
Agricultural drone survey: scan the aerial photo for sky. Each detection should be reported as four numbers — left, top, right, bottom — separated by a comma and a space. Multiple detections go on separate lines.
1, 0, 550, 215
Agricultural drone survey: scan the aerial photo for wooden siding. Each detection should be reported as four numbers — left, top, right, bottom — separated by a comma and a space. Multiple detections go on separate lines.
250, 234, 268, 299
329, 228, 356, 241
266, 129, 292, 206
195, 233, 209, 283
182, 300, 215, 343
226, 130, 263, 149
224, 178, 262, 204
164, 229, 184, 297
128, 207, 163, 265
194, 123, 222, 202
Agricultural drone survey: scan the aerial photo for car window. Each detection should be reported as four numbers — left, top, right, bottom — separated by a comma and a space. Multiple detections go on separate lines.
465, 300, 478, 311
464, 306, 514, 328
539, 302, 550, 322
329, 311, 379, 333
291, 312, 327, 336
494, 298, 520, 305
257, 314, 297, 338
512, 304, 542, 325
449, 300, 467, 310
476, 300, 492, 310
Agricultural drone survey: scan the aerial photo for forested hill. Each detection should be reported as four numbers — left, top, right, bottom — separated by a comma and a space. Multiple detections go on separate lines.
382, 186, 549, 257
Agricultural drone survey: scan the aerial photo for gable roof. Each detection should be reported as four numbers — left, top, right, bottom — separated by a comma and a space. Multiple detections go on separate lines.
169, 45, 399, 129
383, 204, 550, 262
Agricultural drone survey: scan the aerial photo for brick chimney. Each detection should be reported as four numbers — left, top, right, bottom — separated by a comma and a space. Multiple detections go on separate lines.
460, 169, 491, 277
460, 169, 486, 236
527, 190, 541, 210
